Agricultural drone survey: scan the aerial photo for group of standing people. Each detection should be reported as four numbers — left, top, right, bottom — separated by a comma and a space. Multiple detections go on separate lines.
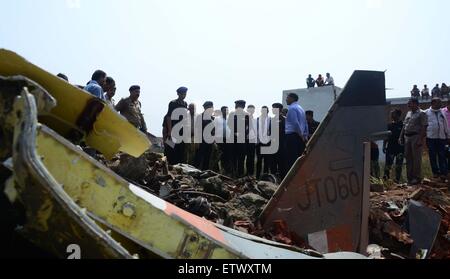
162, 89, 320, 180
306, 73, 335, 88
381, 98, 450, 185
60, 70, 322, 181
411, 84, 450, 100
58, 70, 450, 185
58, 70, 148, 134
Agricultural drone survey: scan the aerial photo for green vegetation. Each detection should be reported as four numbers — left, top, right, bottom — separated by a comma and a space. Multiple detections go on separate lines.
374, 152, 434, 187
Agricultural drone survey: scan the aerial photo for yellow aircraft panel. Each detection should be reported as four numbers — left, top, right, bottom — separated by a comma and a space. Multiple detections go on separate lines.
0, 49, 150, 159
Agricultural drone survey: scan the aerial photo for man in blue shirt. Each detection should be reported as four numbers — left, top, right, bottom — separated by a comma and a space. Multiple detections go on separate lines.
84, 70, 107, 100
285, 93, 309, 171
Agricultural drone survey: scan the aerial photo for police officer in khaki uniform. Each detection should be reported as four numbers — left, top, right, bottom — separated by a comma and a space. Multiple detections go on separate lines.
400, 98, 428, 185
115, 85, 147, 133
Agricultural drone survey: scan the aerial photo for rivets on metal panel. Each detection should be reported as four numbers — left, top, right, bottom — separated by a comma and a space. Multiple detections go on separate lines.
122, 203, 136, 218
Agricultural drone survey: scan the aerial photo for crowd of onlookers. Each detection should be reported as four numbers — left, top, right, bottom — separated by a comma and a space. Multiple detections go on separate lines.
57, 71, 321, 181
162, 89, 321, 181
373, 97, 450, 185
306, 73, 335, 88
411, 83, 450, 100
57, 70, 148, 134
58, 69, 450, 185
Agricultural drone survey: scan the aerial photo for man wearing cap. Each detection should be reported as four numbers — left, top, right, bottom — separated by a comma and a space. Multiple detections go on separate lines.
399, 98, 428, 185
165, 87, 189, 165
228, 100, 250, 177
194, 102, 215, 170
115, 85, 147, 133
285, 93, 308, 172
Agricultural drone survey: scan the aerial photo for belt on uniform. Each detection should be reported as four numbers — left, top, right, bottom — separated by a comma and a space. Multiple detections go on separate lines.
405, 132, 419, 137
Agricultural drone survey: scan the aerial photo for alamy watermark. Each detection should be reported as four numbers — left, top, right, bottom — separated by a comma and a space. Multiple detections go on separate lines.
167, 107, 281, 155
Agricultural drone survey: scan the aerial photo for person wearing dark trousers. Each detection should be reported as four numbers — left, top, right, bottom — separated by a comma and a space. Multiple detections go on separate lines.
162, 113, 173, 163
370, 142, 381, 179
425, 98, 450, 182
215, 106, 232, 174
256, 106, 271, 179
306, 74, 316, 88
270, 103, 287, 180
185, 103, 198, 166
228, 100, 250, 178
383, 109, 405, 183
245, 105, 257, 177
194, 102, 215, 170
443, 101, 450, 172
306, 110, 320, 139
447, 145, 450, 172
432, 84, 441, 98
285, 93, 309, 172
165, 87, 188, 165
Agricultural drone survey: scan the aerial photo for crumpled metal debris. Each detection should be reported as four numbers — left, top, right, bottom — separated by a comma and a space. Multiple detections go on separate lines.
186, 197, 213, 218
91, 151, 450, 258
98, 152, 278, 231
369, 181, 450, 259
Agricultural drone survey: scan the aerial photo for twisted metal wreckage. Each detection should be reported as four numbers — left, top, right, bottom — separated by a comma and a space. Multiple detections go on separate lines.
0, 49, 391, 259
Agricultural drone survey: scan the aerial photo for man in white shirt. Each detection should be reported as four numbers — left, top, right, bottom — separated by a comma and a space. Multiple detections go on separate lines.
425, 98, 450, 181
256, 106, 271, 179
325, 73, 335, 86
421, 85, 430, 100
104, 77, 116, 107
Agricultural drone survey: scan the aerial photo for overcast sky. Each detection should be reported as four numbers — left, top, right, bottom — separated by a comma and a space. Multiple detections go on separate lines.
1, 0, 449, 135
